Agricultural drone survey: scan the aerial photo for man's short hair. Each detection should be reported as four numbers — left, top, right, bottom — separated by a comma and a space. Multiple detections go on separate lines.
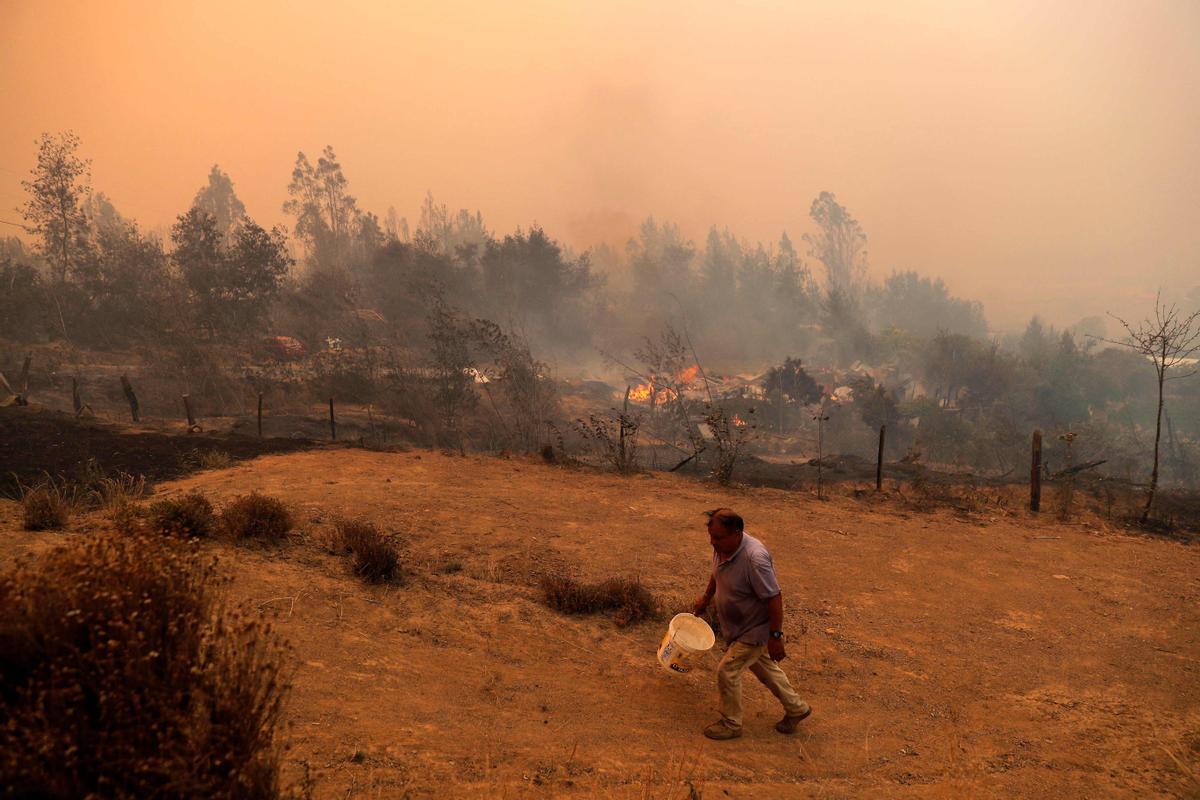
705, 507, 744, 533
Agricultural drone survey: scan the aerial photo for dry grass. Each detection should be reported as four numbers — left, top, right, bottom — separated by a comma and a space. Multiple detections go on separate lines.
195, 449, 234, 470
87, 471, 147, 511
110, 498, 147, 535
20, 483, 71, 531
220, 493, 294, 544
147, 491, 217, 538
539, 574, 659, 627
334, 519, 404, 584
0, 532, 290, 798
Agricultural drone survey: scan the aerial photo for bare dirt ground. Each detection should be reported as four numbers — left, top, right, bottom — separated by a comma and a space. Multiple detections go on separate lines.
2, 448, 1198, 798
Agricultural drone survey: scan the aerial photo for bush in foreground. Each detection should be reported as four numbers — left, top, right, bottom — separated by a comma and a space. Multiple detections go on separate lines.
0, 532, 289, 798
334, 519, 403, 584
221, 493, 294, 543
147, 491, 216, 538
540, 574, 658, 627
20, 486, 70, 531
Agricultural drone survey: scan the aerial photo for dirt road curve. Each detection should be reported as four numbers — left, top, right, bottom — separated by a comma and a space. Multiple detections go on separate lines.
4, 449, 1197, 798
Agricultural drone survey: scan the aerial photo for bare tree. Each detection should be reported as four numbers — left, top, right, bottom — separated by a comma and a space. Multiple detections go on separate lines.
1097, 293, 1200, 523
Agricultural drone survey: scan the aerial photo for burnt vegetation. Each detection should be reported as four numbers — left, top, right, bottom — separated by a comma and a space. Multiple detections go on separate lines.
1, 131, 1198, 530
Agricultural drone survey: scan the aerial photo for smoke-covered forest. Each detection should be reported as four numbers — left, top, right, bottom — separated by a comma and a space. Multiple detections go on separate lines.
3, 132, 1198, 512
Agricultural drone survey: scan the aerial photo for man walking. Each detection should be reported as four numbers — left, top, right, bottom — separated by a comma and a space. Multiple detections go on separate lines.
693, 508, 811, 740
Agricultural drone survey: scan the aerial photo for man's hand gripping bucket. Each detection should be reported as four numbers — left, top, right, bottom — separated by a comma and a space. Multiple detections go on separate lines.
656, 613, 715, 673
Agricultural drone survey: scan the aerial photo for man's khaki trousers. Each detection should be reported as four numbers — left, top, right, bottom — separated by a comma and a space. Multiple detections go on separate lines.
717, 640, 809, 729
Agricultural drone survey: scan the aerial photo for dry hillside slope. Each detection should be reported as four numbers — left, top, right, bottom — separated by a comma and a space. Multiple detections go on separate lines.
3, 449, 1198, 798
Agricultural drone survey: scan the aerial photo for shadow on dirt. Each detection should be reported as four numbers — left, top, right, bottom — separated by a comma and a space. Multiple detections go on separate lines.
0, 407, 319, 494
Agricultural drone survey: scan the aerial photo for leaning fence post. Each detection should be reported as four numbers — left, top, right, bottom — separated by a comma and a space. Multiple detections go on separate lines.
1030, 430, 1042, 512
329, 396, 336, 441
876, 424, 886, 491
17, 354, 31, 405
182, 394, 197, 432
257, 392, 264, 438
120, 375, 140, 422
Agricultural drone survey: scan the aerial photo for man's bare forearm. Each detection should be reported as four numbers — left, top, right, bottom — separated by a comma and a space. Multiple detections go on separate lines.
694, 575, 717, 615
768, 592, 784, 632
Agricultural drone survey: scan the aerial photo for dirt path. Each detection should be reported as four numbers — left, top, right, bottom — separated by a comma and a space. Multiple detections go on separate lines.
3, 449, 1198, 798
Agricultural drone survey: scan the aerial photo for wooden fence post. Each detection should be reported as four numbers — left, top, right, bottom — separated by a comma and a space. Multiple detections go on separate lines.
17, 354, 31, 405
257, 392, 264, 438
329, 397, 336, 441
71, 377, 93, 418
876, 424, 886, 491
1030, 430, 1042, 513
120, 375, 140, 423
182, 394, 196, 432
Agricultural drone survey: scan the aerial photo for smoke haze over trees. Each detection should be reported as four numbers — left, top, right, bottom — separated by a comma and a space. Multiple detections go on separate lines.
2, 132, 1198, 496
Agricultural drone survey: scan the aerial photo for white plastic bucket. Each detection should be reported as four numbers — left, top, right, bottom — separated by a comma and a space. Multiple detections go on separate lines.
656, 613, 715, 673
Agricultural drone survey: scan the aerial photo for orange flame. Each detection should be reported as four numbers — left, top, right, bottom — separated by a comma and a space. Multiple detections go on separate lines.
628, 382, 677, 404
732, 414, 748, 427
678, 365, 701, 385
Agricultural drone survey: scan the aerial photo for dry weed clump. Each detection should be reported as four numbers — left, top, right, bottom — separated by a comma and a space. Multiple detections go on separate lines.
147, 491, 217, 538
20, 484, 71, 531
0, 532, 289, 799
110, 498, 147, 535
195, 449, 234, 470
334, 519, 404, 584
88, 471, 147, 512
221, 493, 294, 543
540, 574, 658, 627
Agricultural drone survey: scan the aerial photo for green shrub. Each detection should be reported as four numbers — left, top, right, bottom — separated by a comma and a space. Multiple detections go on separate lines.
147, 492, 216, 538
220, 493, 293, 543
0, 532, 289, 798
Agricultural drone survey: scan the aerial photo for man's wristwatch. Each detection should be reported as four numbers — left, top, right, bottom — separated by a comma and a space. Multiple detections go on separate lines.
769, 630, 784, 640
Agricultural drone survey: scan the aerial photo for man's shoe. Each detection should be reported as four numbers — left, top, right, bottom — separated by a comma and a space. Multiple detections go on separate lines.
775, 704, 812, 734
703, 720, 742, 740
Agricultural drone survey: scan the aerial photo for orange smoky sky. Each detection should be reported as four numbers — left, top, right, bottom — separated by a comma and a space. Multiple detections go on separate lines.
2, 0, 1198, 330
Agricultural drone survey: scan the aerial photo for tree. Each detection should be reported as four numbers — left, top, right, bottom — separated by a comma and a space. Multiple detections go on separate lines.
192, 165, 247, 240
0, 259, 51, 341
868, 271, 987, 339
626, 217, 695, 300
803, 191, 867, 299
75, 218, 173, 342
700, 227, 738, 301
426, 301, 477, 443
1018, 316, 1056, 368
820, 285, 875, 365
171, 209, 291, 337
283, 146, 360, 271
1098, 293, 1200, 522
21, 132, 92, 284
469, 318, 558, 451
81, 191, 126, 238
762, 357, 822, 405
480, 226, 594, 347
920, 331, 978, 408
